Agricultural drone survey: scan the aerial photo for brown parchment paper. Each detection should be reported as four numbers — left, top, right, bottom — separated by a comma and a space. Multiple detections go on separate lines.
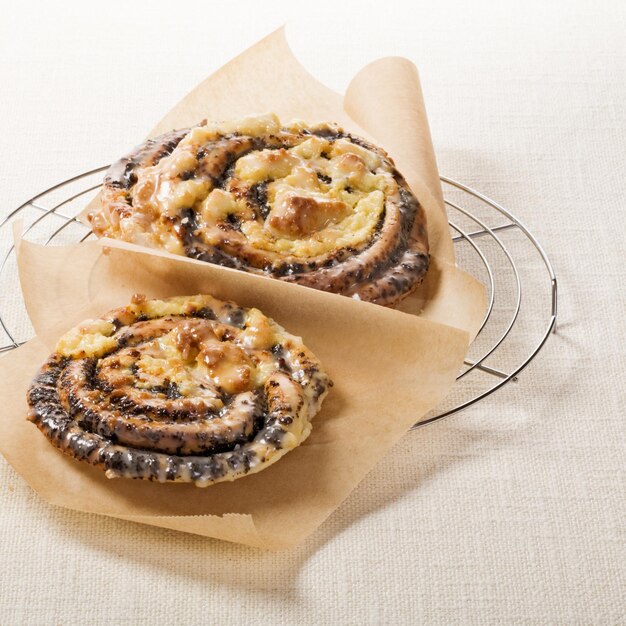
80, 27, 484, 337
2, 236, 469, 549
0, 28, 487, 549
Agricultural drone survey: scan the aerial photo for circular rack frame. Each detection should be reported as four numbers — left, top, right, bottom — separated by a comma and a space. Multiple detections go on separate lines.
0, 168, 557, 429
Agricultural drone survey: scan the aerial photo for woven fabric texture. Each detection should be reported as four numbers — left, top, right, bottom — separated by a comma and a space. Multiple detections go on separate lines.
0, 1, 624, 624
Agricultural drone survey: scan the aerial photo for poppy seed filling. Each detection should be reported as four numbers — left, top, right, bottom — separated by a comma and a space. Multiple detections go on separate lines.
26, 294, 331, 486
90, 114, 429, 306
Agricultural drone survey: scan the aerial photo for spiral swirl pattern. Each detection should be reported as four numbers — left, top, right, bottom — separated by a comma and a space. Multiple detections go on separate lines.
27, 295, 330, 486
89, 114, 429, 306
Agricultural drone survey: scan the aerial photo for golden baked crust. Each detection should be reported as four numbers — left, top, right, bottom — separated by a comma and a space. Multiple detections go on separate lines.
90, 114, 429, 306
26, 294, 331, 487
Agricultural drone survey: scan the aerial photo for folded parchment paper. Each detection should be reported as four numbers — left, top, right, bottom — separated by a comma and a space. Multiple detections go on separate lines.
79, 27, 485, 337
0, 28, 486, 549
4, 238, 468, 549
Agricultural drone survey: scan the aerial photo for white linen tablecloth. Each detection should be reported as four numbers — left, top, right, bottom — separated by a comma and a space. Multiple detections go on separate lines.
0, 1, 624, 623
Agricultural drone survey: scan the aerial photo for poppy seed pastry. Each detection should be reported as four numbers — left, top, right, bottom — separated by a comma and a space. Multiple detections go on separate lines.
26, 294, 331, 486
89, 114, 429, 306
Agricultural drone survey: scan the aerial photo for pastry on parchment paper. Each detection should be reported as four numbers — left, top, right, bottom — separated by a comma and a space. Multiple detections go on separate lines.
27, 294, 331, 487
89, 114, 429, 306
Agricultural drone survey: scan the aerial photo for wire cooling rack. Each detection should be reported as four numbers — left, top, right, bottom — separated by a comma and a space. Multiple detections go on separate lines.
0, 168, 557, 428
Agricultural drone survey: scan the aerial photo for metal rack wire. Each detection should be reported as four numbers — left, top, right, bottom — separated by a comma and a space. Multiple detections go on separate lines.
0, 168, 557, 428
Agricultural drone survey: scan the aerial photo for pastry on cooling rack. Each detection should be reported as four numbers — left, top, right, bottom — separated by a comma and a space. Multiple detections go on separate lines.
26, 294, 331, 486
89, 114, 429, 306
